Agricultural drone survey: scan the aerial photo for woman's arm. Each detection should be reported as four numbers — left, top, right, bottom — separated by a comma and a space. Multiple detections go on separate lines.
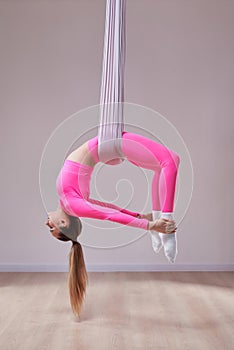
67, 196, 149, 230
87, 198, 141, 218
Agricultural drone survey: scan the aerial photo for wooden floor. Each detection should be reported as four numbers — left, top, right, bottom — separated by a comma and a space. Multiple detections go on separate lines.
0, 272, 233, 350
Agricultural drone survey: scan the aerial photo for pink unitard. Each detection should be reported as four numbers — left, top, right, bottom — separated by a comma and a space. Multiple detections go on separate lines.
56, 131, 180, 230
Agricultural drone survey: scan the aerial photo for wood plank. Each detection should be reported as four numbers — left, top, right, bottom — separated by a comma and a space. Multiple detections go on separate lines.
0, 272, 233, 350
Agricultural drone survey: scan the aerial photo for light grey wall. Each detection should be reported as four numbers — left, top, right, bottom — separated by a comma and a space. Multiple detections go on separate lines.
0, 0, 233, 270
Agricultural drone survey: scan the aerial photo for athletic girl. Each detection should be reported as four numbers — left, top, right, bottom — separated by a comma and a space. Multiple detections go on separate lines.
44, 131, 180, 319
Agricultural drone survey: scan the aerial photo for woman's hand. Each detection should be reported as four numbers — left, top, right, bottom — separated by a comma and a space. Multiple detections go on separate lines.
148, 218, 177, 234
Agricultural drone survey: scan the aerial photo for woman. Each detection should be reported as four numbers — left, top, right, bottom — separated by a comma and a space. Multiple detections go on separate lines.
45, 131, 180, 319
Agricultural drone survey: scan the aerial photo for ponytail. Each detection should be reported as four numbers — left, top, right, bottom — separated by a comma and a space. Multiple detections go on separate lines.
68, 241, 88, 320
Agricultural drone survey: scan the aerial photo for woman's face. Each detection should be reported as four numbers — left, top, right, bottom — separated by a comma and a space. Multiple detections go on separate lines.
45, 214, 60, 239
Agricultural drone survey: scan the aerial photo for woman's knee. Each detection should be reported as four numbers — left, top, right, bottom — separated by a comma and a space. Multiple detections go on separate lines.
162, 150, 180, 171
171, 151, 180, 168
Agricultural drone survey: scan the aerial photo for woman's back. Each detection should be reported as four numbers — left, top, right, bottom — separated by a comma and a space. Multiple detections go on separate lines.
66, 138, 98, 168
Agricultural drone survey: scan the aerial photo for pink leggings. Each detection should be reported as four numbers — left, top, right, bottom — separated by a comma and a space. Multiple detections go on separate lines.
121, 131, 180, 212
56, 131, 180, 230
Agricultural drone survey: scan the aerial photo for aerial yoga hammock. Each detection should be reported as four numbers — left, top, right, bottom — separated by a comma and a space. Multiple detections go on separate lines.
46, 0, 180, 259
45, 0, 180, 319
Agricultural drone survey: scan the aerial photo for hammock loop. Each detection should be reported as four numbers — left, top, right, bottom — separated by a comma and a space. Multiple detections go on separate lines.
98, 0, 126, 165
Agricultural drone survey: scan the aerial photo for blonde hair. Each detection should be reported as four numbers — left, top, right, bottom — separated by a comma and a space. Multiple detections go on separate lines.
57, 217, 88, 320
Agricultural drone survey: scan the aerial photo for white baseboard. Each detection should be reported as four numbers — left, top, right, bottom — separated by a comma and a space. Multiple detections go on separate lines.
0, 264, 233, 272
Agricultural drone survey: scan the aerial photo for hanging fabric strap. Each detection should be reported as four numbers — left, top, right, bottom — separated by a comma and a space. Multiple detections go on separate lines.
98, 0, 126, 165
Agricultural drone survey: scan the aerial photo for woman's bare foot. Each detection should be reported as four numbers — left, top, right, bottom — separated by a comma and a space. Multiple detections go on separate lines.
148, 218, 177, 234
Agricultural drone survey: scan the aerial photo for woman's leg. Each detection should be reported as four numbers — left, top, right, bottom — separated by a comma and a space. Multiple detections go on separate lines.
122, 131, 180, 213
122, 131, 180, 262
151, 167, 164, 252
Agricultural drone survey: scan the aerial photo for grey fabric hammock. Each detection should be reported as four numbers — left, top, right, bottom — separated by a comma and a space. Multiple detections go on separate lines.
97, 0, 126, 165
